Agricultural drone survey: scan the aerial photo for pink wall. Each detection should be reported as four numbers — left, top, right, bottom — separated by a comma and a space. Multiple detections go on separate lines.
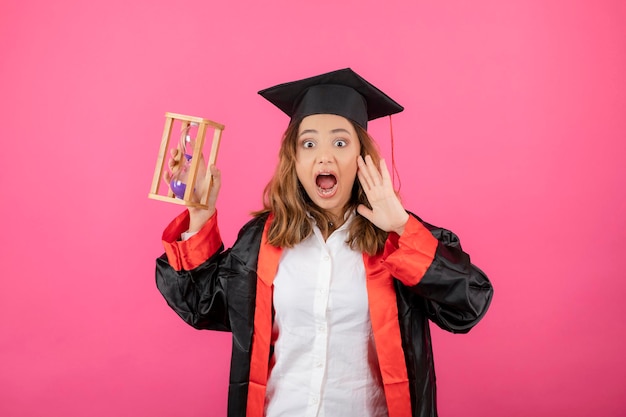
1, 0, 625, 415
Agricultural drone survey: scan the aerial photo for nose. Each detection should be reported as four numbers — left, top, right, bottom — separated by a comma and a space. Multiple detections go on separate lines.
316, 144, 335, 164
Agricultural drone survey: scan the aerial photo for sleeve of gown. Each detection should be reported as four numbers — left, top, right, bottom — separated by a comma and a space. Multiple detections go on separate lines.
155, 210, 231, 331
381, 213, 493, 333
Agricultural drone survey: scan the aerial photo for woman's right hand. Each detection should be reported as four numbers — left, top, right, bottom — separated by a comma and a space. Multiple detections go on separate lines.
163, 148, 221, 232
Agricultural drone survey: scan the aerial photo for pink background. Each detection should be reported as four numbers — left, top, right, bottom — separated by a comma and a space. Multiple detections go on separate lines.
1, 0, 625, 416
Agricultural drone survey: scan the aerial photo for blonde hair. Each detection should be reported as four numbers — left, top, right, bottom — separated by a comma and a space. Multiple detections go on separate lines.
254, 118, 388, 255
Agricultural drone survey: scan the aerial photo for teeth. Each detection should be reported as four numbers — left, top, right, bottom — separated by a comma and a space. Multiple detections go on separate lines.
317, 184, 336, 195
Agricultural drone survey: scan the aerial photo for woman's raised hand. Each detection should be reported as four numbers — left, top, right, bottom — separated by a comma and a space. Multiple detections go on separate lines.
163, 148, 221, 232
356, 155, 409, 235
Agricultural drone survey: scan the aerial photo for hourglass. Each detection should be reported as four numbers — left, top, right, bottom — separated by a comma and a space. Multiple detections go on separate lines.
148, 112, 225, 209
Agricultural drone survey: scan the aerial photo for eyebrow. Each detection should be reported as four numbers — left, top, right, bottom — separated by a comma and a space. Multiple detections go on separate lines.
299, 128, 352, 137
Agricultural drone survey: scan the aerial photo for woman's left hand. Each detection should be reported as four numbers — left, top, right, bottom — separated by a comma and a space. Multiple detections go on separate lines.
356, 155, 409, 235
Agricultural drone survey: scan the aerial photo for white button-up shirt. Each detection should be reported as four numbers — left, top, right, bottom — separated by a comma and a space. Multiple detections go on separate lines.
264, 215, 388, 417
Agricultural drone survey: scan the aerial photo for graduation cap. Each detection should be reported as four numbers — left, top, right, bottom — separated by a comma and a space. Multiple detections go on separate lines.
258, 68, 403, 130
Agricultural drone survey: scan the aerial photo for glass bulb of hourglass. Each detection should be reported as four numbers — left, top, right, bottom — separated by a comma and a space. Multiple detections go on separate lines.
170, 152, 192, 199
170, 125, 197, 199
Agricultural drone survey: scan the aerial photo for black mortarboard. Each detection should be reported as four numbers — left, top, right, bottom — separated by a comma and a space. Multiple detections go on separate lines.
258, 68, 404, 130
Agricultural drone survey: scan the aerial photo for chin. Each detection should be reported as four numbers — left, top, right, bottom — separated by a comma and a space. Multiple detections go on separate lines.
313, 198, 348, 217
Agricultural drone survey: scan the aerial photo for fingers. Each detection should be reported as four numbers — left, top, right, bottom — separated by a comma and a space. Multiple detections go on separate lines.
358, 155, 388, 190
379, 159, 392, 182
162, 170, 172, 185
168, 148, 182, 172
209, 165, 221, 192
357, 155, 374, 190
189, 164, 221, 218
209, 164, 221, 179
163, 151, 177, 185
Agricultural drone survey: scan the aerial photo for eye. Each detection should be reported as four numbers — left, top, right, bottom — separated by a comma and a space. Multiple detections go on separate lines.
302, 140, 315, 148
334, 139, 347, 147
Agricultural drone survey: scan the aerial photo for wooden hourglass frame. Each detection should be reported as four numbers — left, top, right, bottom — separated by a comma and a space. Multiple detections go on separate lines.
148, 112, 224, 209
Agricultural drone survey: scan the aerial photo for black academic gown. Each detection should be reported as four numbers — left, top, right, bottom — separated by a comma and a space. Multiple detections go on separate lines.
156, 211, 493, 417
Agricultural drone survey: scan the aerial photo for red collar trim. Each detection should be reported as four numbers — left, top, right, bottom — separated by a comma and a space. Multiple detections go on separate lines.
363, 251, 412, 417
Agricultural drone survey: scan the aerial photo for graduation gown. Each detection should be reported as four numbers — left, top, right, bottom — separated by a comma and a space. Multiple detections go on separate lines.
156, 211, 493, 417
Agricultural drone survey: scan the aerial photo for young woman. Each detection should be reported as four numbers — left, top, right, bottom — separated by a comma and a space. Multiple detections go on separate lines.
156, 68, 493, 417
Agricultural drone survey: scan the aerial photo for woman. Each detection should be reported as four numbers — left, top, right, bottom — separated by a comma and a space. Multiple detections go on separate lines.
156, 68, 493, 417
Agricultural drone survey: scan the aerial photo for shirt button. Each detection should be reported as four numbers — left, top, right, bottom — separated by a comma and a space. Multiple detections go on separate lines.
323, 255, 330, 261
316, 362, 323, 368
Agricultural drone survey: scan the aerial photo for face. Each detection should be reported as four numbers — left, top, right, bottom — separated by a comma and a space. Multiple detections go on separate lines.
295, 114, 361, 219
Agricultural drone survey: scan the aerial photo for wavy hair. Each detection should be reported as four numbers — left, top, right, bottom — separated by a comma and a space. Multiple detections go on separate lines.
253, 118, 389, 255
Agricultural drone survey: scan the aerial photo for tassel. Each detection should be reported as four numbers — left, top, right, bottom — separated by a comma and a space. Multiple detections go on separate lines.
389, 115, 402, 193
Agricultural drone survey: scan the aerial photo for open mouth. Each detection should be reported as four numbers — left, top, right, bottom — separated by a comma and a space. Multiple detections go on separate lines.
315, 173, 338, 196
